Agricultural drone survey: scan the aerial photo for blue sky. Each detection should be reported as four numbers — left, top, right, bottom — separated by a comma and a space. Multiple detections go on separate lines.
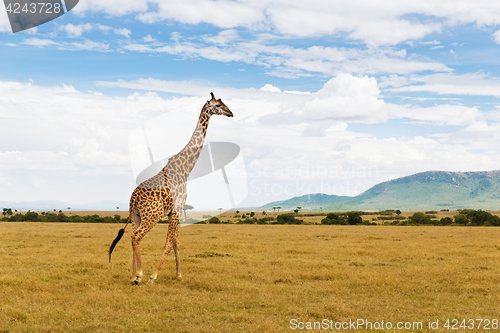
2, 1, 500, 210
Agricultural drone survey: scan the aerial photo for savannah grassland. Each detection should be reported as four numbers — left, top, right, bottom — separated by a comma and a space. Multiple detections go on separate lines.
1, 221, 500, 332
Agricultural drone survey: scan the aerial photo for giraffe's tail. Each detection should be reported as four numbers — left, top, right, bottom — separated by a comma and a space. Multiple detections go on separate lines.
108, 216, 130, 263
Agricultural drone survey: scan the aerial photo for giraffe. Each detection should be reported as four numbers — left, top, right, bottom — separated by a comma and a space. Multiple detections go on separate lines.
109, 93, 233, 284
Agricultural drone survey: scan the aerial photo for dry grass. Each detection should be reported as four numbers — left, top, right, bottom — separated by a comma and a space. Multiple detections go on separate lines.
1, 222, 499, 332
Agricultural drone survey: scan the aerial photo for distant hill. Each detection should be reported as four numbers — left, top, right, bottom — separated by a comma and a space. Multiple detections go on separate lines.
0, 200, 127, 212
259, 170, 500, 211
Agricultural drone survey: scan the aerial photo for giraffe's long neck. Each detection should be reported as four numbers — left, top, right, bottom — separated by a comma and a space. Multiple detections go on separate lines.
166, 107, 210, 182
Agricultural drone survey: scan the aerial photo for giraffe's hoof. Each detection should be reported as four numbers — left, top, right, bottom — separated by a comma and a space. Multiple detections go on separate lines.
148, 273, 157, 284
176, 274, 183, 281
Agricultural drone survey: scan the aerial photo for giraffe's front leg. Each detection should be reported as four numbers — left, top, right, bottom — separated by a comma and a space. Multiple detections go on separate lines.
149, 214, 178, 283
173, 227, 182, 280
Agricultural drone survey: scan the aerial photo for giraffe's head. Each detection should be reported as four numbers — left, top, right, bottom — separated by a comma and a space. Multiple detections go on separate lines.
204, 92, 233, 118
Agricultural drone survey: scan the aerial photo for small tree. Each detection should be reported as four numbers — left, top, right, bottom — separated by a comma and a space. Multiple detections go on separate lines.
454, 214, 468, 225
208, 216, 221, 224
295, 207, 302, 215
183, 204, 194, 222
409, 212, 431, 225
347, 212, 362, 225
250, 212, 255, 217
440, 217, 453, 226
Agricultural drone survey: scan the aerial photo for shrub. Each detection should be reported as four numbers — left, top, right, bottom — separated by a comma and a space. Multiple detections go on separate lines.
409, 212, 432, 225
25, 211, 39, 222
440, 217, 453, 226
208, 217, 221, 224
276, 214, 303, 225
57, 212, 68, 222
347, 212, 363, 225
454, 214, 468, 225
321, 213, 348, 225
237, 218, 257, 224
326, 213, 339, 220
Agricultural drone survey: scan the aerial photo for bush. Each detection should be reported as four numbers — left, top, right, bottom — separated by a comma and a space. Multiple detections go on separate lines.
321, 213, 347, 225
454, 214, 468, 225
276, 214, 303, 225
409, 212, 432, 225
237, 218, 257, 224
208, 217, 221, 224
347, 212, 363, 225
440, 217, 453, 226
57, 212, 68, 222
455, 209, 500, 226
326, 213, 339, 220
25, 211, 39, 222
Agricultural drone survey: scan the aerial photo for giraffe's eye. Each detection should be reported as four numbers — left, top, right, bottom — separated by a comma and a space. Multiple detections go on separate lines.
215, 104, 221, 107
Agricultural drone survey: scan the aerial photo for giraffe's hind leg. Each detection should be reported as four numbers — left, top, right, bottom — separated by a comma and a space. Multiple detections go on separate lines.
149, 209, 181, 283
131, 207, 143, 284
131, 228, 144, 284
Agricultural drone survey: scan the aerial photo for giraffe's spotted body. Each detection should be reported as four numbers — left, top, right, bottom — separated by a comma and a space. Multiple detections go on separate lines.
109, 93, 233, 284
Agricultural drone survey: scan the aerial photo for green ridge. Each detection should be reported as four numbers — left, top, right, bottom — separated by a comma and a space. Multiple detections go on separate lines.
259, 170, 500, 211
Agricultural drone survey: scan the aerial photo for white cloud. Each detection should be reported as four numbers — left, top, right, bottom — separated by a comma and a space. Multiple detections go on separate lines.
71, 0, 500, 46
295, 74, 386, 124
59, 23, 93, 37
21, 38, 59, 47
420, 40, 441, 45
493, 29, 500, 44
0, 4, 11, 33
260, 84, 281, 93
96, 24, 113, 32
389, 104, 481, 126
143, 34, 155, 42
388, 72, 500, 96
122, 36, 449, 77
202, 29, 239, 45
114, 28, 131, 38
2, 76, 500, 206
59, 39, 111, 52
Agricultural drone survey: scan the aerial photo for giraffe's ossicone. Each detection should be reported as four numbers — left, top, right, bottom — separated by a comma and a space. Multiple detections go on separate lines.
109, 92, 233, 284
